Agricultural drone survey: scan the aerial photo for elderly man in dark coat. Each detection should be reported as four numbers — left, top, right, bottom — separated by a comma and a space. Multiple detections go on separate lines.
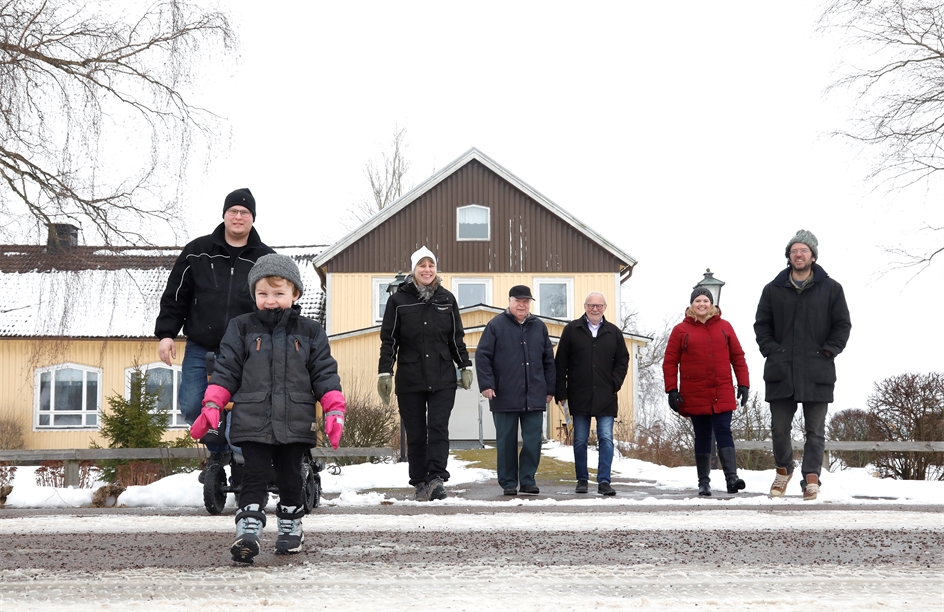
476, 285, 555, 496
555, 292, 629, 496
755, 229, 851, 501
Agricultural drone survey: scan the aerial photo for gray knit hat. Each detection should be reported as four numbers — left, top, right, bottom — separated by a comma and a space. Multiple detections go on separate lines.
690, 286, 714, 305
248, 254, 304, 297
785, 229, 818, 259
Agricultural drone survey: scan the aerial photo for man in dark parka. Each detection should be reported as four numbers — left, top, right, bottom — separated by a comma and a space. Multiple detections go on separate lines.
555, 292, 629, 495
754, 229, 851, 501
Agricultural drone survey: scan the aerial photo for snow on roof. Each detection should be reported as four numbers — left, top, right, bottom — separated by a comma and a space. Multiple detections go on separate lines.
0, 244, 326, 338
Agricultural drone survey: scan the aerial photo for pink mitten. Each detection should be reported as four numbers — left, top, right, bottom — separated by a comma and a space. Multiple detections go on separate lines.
203, 384, 231, 410
322, 390, 346, 449
190, 402, 221, 440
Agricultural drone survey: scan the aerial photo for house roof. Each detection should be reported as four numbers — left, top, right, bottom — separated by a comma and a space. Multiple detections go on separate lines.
313, 148, 638, 273
0, 244, 327, 338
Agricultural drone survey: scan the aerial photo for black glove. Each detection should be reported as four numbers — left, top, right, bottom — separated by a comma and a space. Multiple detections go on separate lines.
737, 386, 749, 407
667, 390, 682, 413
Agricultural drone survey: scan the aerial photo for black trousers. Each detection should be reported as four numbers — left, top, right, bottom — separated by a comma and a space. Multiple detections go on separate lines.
238, 441, 307, 511
397, 388, 456, 486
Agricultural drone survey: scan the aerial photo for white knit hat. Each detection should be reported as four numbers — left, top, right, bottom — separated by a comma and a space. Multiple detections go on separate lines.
410, 246, 437, 271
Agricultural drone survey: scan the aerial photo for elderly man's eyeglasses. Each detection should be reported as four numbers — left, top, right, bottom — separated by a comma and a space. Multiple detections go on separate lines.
789, 248, 811, 255
226, 208, 252, 218
585, 303, 606, 310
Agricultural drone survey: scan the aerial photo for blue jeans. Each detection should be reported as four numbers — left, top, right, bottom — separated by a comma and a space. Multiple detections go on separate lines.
572, 414, 614, 483
179, 340, 228, 454
690, 411, 734, 455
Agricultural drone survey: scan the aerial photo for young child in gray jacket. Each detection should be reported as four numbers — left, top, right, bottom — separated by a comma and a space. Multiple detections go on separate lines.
191, 254, 345, 564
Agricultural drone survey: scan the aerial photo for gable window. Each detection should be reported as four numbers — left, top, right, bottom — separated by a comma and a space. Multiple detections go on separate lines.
457, 204, 490, 241
125, 364, 186, 428
35, 363, 102, 429
533, 277, 574, 320
452, 278, 492, 308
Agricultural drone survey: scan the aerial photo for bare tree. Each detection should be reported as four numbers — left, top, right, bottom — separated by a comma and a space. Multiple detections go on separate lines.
866, 371, 944, 480
620, 308, 675, 434
819, 0, 944, 271
0, 0, 234, 246
346, 126, 410, 227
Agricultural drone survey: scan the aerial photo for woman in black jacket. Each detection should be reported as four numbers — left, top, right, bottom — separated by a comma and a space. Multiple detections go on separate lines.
378, 247, 472, 501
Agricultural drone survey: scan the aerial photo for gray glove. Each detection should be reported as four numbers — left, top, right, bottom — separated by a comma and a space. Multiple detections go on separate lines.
377, 373, 393, 405
459, 368, 473, 390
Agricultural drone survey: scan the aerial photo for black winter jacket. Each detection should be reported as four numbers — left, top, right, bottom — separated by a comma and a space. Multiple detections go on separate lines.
476, 310, 556, 413
754, 264, 851, 403
154, 223, 274, 350
378, 279, 472, 394
554, 315, 629, 417
211, 306, 342, 446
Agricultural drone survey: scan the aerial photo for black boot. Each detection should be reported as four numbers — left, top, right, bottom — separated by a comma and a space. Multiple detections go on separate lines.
695, 453, 712, 497
718, 446, 746, 494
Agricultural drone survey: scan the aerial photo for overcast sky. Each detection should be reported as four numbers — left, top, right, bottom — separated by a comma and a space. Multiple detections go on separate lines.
173, 0, 943, 412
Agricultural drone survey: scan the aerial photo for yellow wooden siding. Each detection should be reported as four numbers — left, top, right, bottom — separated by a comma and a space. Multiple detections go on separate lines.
0, 338, 189, 450
328, 272, 619, 335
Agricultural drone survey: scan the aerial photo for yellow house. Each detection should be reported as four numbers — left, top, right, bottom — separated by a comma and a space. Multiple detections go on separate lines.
0, 229, 326, 450
314, 148, 650, 445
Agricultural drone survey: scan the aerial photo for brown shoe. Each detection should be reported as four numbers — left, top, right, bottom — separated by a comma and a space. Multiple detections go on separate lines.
769, 467, 792, 497
803, 474, 820, 501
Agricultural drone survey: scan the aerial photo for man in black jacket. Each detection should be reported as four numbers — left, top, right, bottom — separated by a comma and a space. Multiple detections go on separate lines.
555, 292, 629, 496
754, 229, 851, 501
154, 188, 274, 471
476, 286, 555, 496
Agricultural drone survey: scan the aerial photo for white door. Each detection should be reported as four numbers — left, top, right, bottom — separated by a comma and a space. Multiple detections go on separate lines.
448, 358, 497, 443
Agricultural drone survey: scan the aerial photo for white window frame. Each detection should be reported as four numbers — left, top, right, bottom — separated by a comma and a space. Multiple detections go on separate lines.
34, 362, 103, 430
124, 363, 186, 429
533, 277, 574, 320
373, 276, 398, 323
456, 204, 490, 241
451, 277, 493, 308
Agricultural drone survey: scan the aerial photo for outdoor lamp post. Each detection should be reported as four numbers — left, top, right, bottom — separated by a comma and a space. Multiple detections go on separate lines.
386, 272, 407, 462
694, 268, 725, 306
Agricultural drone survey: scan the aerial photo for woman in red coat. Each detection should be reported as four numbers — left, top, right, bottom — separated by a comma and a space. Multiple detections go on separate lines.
663, 287, 750, 496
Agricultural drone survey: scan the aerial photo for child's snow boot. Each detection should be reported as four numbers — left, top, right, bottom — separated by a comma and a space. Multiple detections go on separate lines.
231, 503, 265, 564
274, 504, 304, 555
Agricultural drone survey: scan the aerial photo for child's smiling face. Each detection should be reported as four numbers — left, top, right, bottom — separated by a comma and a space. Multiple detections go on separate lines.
255, 276, 298, 311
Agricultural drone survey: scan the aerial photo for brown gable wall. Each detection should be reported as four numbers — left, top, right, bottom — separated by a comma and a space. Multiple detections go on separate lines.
330, 160, 625, 274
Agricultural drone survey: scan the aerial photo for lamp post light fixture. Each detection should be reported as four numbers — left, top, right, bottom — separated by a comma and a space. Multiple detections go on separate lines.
694, 268, 725, 307
386, 271, 406, 296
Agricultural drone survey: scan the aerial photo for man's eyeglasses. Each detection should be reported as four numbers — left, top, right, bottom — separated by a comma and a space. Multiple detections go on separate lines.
226, 209, 252, 218
584, 304, 605, 310
789, 248, 811, 256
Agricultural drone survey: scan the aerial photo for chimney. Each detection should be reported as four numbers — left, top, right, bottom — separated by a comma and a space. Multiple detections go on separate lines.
47, 223, 79, 251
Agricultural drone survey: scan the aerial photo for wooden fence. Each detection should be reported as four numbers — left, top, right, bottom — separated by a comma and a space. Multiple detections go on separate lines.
0, 447, 395, 487
734, 441, 944, 452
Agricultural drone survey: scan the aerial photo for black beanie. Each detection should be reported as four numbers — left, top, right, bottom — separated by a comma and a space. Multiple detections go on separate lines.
690, 287, 714, 305
223, 188, 256, 219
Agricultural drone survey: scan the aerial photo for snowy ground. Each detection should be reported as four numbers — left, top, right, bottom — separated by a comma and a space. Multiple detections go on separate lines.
1, 443, 942, 611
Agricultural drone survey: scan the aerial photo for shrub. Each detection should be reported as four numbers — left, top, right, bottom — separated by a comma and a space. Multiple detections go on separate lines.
331, 381, 399, 466
0, 416, 25, 450
827, 408, 879, 469
94, 364, 197, 484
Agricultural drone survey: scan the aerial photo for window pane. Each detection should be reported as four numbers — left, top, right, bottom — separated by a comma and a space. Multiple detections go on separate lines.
146, 367, 174, 412
86, 371, 98, 411
378, 285, 390, 319
39, 414, 50, 426
458, 207, 489, 239
39, 372, 51, 411
54, 368, 84, 411
86, 414, 98, 426
539, 284, 567, 318
53, 414, 82, 426
456, 283, 486, 308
